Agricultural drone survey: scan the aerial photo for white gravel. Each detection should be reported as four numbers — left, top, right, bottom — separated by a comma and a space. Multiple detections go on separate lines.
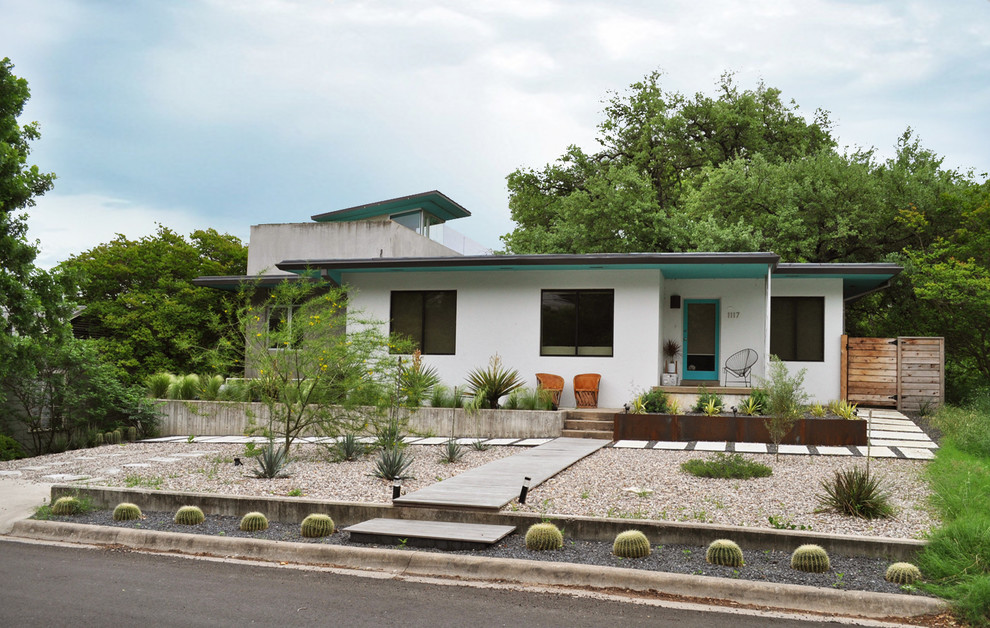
1, 442, 935, 539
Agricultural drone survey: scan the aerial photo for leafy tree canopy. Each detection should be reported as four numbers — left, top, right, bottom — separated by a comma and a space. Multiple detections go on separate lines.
59, 226, 247, 386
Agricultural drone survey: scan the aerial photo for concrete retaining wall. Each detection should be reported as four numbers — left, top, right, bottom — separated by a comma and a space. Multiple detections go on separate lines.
52, 485, 924, 561
156, 400, 563, 439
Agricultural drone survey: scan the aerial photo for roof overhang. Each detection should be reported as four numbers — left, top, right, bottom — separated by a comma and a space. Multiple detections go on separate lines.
773, 263, 903, 300
191, 273, 325, 292
311, 191, 471, 223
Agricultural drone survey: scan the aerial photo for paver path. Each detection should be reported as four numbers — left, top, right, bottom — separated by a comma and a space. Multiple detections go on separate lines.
394, 437, 607, 510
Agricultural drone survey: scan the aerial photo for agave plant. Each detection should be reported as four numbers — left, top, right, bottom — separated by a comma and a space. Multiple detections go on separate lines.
372, 446, 414, 481
254, 442, 289, 478
399, 350, 441, 407
464, 354, 524, 409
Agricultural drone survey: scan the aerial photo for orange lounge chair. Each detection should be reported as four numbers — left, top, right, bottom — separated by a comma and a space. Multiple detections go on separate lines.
535, 373, 564, 409
573, 373, 601, 408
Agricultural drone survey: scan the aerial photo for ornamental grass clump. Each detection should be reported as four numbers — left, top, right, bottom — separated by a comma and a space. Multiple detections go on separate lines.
51, 497, 81, 516
146, 372, 174, 399
885, 562, 922, 585
613, 530, 651, 558
300, 514, 335, 538
113, 503, 143, 521
525, 523, 563, 551
791, 544, 830, 573
681, 453, 772, 480
816, 466, 894, 519
239, 512, 269, 532
174, 505, 205, 525
706, 539, 744, 567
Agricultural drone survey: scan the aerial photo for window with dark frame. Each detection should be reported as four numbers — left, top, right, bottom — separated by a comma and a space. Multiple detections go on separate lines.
540, 289, 614, 357
770, 296, 825, 362
390, 291, 456, 355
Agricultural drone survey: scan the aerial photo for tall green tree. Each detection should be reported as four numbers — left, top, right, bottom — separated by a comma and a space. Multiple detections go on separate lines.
59, 226, 247, 386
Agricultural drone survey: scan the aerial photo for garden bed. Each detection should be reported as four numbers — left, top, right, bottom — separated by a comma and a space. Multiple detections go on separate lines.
613, 413, 867, 446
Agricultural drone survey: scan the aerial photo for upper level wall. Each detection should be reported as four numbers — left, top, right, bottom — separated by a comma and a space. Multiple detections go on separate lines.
247, 221, 462, 276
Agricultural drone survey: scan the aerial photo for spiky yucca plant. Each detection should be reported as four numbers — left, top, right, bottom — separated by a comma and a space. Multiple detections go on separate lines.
525, 523, 563, 551
464, 354, 524, 409
300, 514, 335, 538
885, 562, 922, 585
613, 530, 651, 558
52, 497, 81, 516
706, 539, 744, 567
174, 505, 205, 525
239, 512, 269, 531
791, 544, 830, 573
113, 503, 143, 521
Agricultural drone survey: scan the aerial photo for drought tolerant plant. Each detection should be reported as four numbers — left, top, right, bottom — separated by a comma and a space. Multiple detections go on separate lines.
89, 431, 105, 447
525, 522, 563, 551
372, 446, 414, 481
885, 562, 922, 585
124, 426, 137, 442
300, 513, 335, 538
809, 402, 827, 418
427, 384, 454, 408
167, 373, 201, 400
761, 357, 808, 460
612, 530, 651, 558
701, 398, 722, 416
438, 438, 464, 464
51, 496, 81, 516
253, 441, 289, 478
0, 434, 26, 461
239, 512, 269, 531
680, 453, 772, 480
504, 387, 554, 411
198, 374, 224, 401
667, 398, 680, 415
331, 434, 366, 462
146, 372, 174, 398
706, 539, 744, 567
174, 505, 205, 525
113, 502, 142, 521
399, 350, 441, 407
791, 544, 830, 573
374, 415, 405, 451
470, 438, 491, 451
628, 394, 646, 414
816, 466, 894, 519
692, 386, 723, 413
464, 354, 524, 410
739, 396, 761, 416
640, 388, 669, 413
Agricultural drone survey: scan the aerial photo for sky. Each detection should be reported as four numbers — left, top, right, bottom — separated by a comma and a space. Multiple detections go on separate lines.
3, 0, 989, 268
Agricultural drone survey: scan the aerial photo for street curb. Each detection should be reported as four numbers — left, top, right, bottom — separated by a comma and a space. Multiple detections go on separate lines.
9, 520, 944, 620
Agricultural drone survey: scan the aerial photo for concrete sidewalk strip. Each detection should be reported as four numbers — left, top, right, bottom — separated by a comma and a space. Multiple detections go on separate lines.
512, 439, 553, 446
8, 520, 945, 621
482, 438, 519, 446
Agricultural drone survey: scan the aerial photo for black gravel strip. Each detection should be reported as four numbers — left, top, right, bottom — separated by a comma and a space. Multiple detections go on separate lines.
46, 510, 929, 598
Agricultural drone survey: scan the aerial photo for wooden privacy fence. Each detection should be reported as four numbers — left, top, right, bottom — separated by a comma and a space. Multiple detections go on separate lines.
840, 336, 944, 411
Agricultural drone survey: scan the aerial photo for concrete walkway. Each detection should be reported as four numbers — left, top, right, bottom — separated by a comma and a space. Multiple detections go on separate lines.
0, 478, 52, 534
394, 437, 608, 510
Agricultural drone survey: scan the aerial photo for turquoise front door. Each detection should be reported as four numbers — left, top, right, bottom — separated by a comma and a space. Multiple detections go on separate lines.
683, 300, 720, 381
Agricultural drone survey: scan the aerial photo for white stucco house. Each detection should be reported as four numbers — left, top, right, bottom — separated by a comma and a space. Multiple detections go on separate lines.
196, 191, 901, 408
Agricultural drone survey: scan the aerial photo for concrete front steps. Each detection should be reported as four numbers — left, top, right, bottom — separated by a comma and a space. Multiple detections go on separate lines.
561, 409, 616, 440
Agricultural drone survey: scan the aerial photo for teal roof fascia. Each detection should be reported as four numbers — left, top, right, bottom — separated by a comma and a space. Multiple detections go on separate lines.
773, 263, 902, 299
311, 191, 471, 223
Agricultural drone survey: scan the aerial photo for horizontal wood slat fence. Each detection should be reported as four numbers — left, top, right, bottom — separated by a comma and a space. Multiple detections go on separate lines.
840, 335, 944, 411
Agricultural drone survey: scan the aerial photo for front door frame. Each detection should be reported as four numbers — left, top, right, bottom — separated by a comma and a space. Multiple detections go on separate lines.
683, 299, 720, 381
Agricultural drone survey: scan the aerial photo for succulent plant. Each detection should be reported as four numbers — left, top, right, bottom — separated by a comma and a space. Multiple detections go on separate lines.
525, 523, 563, 551
104, 432, 115, 445
300, 514, 335, 538
113, 502, 143, 521
239, 511, 269, 532
125, 426, 137, 442
791, 544, 830, 573
174, 505, 205, 525
91, 432, 105, 446
705, 539, 744, 567
613, 530, 651, 558
885, 562, 922, 585
51, 496, 81, 516
112, 430, 123, 444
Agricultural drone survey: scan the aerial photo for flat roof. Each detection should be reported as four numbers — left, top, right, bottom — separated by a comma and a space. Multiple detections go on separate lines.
774, 262, 903, 299
311, 191, 471, 223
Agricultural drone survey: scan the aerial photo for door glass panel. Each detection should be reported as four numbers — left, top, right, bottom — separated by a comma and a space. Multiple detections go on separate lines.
686, 302, 716, 372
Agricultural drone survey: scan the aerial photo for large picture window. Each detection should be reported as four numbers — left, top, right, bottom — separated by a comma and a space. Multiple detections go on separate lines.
770, 297, 825, 362
390, 291, 456, 355
540, 289, 614, 357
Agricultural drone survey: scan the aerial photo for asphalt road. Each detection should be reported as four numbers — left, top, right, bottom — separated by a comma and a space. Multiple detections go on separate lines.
0, 539, 855, 628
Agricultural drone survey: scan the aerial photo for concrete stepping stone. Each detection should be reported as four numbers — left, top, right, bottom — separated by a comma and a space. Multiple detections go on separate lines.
853, 446, 897, 458
652, 441, 689, 450
776, 444, 810, 455
101, 468, 122, 475
868, 430, 931, 441
171, 453, 206, 458
694, 441, 728, 452
413, 437, 449, 445
141, 436, 185, 442
148, 457, 181, 463
815, 446, 854, 456
898, 447, 936, 460
0, 470, 23, 477
733, 442, 768, 454
868, 422, 923, 432
612, 440, 650, 448
122, 463, 152, 468
871, 439, 938, 449
344, 518, 515, 551
454, 437, 485, 445
42, 473, 90, 482
73, 456, 99, 461
513, 438, 553, 446
483, 438, 519, 446
18, 466, 50, 471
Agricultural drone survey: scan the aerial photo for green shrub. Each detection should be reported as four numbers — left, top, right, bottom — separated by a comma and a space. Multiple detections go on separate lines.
640, 388, 669, 414
791, 544, 830, 573
692, 386, 723, 413
198, 374, 224, 401
612, 530, 651, 558
51, 497, 81, 516
372, 446, 414, 481
0, 434, 25, 461
146, 372, 174, 399
816, 466, 894, 519
525, 522, 563, 551
428, 385, 455, 408
706, 539, 744, 567
680, 453, 772, 479
113, 503, 143, 521
885, 562, 922, 585
761, 358, 808, 459
174, 505, 205, 525
239, 512, 269, 532
438, 439, 464, 464
300, 513, 335, 538
331, 434, 366, 462
168, 374, 201, 400
254, 442, 288, 479
217, 379, 251, 402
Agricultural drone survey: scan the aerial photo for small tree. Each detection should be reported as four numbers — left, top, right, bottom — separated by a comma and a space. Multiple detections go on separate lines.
761, 356, 809, 461
218, 279, 410, 455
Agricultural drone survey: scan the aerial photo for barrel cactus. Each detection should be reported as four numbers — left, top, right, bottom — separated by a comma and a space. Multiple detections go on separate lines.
239, 512, 269, 532
613, 530, 651, 558
705, 539, 744, 567
125, 426, 137, 442
791, 544, 830, 573
51, 496, 81, 516
174, 505, 205, 525
92, 432, 105, 446
112, 430, 123, 444
524, 522, 563, 551
885, 562, 922, 585
300, 514, 335, 538
104, 432, 115, 445
113, 502, 143, 521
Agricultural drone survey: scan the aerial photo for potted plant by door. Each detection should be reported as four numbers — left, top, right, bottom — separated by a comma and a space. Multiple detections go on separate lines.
662, 339, 681, 383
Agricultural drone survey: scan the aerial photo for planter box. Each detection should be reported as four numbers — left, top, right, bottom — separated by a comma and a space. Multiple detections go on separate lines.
613, 413, 867, 446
